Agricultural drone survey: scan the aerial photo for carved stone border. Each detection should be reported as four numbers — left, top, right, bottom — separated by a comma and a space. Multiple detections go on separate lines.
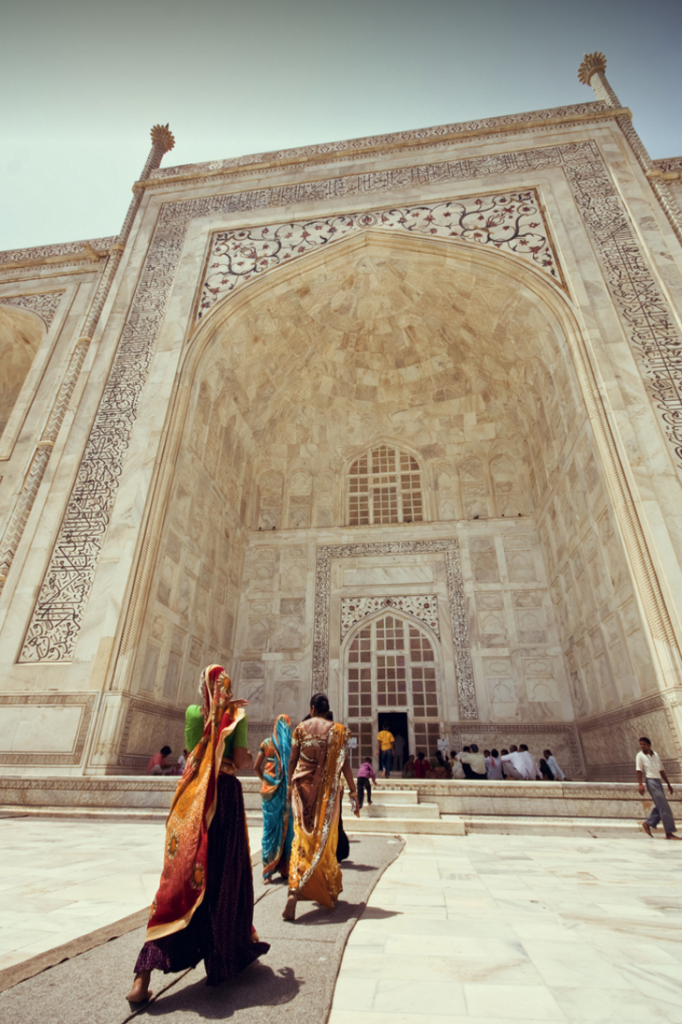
313, 539, 477, 719
149, 102, 613, 184
0, 292, 64, 329
576, 690, 682, 758
117, 696, 186, 768
450, 720, 583, 777
0, 776, 177, 793
589, 760, 680, 781
0, 693, 96, 766
19, 137, 682, 664
576, 691, 682, 780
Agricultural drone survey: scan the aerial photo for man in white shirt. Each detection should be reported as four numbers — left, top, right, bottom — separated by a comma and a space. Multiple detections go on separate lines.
457, 744, 487, 780
636, 737, 679, 840
501, 745, 526, 780
543, 749, 566, 781
516, 744, 539, 780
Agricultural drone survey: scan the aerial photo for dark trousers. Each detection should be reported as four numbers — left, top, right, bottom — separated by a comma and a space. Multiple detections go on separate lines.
646, 778, 677, 833
358, 777, 372, 808
379, 751, 393, 777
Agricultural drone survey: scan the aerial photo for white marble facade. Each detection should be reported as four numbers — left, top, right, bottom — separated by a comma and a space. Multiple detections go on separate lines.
1, 60, 682, 780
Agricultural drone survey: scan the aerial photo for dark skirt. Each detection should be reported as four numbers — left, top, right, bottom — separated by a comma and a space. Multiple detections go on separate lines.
336, 807, 350, 862
134, 773, 269, 987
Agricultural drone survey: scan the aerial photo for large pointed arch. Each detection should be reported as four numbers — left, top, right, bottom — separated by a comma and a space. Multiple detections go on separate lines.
107, 228, 681, 781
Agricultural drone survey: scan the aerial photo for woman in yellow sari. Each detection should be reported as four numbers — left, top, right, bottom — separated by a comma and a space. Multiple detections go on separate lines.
283, 693, 359, 921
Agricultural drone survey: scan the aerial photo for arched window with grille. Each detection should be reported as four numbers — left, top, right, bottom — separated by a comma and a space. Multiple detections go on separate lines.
348, 444, 424, 526
345, 613, 440, 768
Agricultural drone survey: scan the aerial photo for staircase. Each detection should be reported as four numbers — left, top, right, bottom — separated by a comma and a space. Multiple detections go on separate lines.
347, 787, 464, 835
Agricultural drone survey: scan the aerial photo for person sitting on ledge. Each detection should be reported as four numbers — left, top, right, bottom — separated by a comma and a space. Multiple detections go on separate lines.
543, 749, 567, 781
147, 746, 173, 775
517, 744, 540, 780
501, 745, 525, 780
450, 750, 465, 779
413, 751, 429, 779
457, 743, 487, 780
486, 749, 504, 780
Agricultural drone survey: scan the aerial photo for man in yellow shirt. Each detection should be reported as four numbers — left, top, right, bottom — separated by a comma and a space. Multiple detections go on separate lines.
377, 728, 395, 778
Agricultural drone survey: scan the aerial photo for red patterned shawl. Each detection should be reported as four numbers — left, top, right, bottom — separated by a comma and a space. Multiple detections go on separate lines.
146, 665, 243, 941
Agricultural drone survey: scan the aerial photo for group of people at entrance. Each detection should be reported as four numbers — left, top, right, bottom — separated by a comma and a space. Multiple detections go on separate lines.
375, 734, 567, 782
127, 667, 358, 1004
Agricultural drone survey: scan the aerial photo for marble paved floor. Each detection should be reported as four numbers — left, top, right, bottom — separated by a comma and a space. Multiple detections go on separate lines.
329, 832, 682, 1024
0, 816, 262, 973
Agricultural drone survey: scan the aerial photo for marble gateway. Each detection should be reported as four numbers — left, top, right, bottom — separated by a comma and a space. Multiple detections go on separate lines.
1, 53, 682, 781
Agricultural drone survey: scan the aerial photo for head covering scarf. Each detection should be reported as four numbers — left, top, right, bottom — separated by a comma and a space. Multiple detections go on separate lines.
259, 715, 293, 881
145, 665, 244, 941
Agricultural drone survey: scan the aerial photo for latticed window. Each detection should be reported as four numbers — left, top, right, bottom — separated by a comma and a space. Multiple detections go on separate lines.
346, 613, 440, 768
348, 445, 424, 526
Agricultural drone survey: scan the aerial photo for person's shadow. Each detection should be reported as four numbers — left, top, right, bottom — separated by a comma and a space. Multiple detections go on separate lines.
293, 899, 400, 926
142, 963, 299, 1019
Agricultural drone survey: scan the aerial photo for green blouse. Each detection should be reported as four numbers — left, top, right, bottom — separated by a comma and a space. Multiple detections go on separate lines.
224, 715, 248, 757
185, 705, 204, 753
184, 705, 248, 756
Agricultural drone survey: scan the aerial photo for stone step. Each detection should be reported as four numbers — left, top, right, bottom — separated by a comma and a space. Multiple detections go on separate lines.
2, 805, 654, 839
452, 815, 649, 838
365, 789, 418, 804
347, 816, 465, 836
0, 805, 169, 823
363, 801, 440, 820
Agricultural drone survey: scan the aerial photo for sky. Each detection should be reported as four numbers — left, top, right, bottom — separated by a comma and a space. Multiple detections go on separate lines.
2, 0, 681, 252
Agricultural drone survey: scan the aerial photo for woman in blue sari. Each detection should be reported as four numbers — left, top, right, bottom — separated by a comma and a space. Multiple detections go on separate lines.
253, 714, 294, 883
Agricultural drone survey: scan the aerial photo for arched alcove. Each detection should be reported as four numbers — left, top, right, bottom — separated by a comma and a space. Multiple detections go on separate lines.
123, 230, 655, 775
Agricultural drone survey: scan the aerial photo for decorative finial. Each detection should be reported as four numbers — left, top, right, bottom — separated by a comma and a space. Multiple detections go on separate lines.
150, 123, 175, 153
578, 52, 607, 86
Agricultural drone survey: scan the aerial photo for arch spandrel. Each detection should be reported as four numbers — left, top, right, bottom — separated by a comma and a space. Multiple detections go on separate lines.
0, 305, 45, 440
194, 190, 567, 326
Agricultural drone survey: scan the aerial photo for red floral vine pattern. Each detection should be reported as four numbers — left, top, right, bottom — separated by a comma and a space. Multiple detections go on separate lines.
341, 595, 440, 641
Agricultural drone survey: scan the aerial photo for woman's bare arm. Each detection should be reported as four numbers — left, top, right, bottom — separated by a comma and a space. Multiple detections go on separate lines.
288, 743, 300, 785
253, 749, 265, 781
342, 759, 356, 792
342, 759, 360, 816
233, 746, 253, 771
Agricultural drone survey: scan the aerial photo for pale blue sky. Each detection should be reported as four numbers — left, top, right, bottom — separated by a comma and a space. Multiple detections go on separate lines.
2, 0, 681, 250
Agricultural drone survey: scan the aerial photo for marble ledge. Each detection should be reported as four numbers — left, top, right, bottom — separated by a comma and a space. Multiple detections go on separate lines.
0, 776, 676, 821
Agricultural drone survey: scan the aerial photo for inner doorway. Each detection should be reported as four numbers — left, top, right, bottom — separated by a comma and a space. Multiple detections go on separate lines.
378, 711, 408, 771
346, 612, 441, 769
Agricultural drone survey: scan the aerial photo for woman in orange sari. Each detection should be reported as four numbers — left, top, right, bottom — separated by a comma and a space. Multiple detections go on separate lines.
126, 666, 269, 1003
283, 693, 359, 921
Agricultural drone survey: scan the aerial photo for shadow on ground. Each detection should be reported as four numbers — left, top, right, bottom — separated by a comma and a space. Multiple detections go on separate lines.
0, 833, 403, 1024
